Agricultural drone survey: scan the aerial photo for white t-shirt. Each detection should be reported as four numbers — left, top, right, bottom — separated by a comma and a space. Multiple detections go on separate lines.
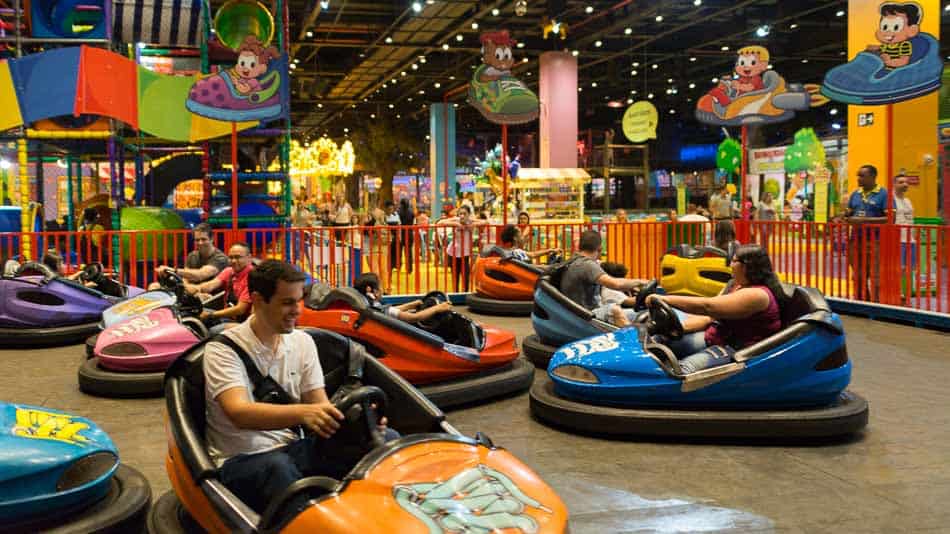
677, 214, 709, 222
600, 286, 628, 306
204, 319, 325, 465
894, 195, 914, 243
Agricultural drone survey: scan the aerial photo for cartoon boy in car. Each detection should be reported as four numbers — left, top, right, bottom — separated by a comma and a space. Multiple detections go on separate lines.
698, 46, 770, 112
865, 2, 929, 72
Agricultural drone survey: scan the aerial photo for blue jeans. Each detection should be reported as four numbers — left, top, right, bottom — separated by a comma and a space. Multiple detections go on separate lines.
665, 329, 733, 374
220, 428, 399, 513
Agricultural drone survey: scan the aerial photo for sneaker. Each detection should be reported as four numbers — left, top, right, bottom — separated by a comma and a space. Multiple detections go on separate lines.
468, 65, 539, 124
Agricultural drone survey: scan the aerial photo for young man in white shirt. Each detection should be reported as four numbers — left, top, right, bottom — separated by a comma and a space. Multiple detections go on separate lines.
204, 260, 397, 514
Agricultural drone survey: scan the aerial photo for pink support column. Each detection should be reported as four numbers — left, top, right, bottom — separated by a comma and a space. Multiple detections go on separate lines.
539, 51, 578, 169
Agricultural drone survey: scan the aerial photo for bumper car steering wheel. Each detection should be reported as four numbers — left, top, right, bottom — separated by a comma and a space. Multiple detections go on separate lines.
417, 290, 452, 330
647, 297, 684, 340
635, 279, 659, 311
332, 385, 388, 451
79, 262, 104, 284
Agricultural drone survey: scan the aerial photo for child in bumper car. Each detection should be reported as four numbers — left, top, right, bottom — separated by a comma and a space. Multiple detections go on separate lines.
354, 273, 452, 323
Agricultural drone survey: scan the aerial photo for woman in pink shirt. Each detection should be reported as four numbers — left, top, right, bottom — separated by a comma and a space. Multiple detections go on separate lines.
646, 244, 786, 373
437, 205, 487, 292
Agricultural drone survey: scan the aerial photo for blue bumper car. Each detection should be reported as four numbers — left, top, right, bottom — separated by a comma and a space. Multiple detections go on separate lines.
529, 284, 869, 438
523, 262, 643, 368
821, 34, 943, 105
0, 402, 151, 532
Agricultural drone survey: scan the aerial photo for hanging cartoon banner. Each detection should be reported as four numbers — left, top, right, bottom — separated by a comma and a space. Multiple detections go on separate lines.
186, 35, 289, 122
695, 46, 818, 126
622, 101, 658, 143
468, 30, 540, 125
821, 2, 942, 105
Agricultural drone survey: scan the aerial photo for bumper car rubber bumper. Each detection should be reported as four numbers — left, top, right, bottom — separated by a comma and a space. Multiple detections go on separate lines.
0, 321, 101, 347
419, 357, 534, 409
465, 294, 534, 316
78, 357, 166, 398
529, 373, 869, 439
522, 334, 559, 369
2, 464, 151, 534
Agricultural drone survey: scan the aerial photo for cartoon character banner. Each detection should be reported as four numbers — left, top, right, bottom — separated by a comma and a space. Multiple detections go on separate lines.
468, 30, 539, 125
821, 2, 942, 105
186, 35, 290, 123
695, 46, 816, 126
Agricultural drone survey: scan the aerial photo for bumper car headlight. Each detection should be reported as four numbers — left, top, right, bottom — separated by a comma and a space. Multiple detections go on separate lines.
100, 342, 147, 357
552, 365, 599, 384
57, 451, 117, 492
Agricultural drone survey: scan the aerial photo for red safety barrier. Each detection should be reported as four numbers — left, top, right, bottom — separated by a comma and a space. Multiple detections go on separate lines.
1, 220, 947, 314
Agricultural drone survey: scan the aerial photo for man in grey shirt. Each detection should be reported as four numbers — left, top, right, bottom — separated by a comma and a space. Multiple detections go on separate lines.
560, 231, 646, 326
154, 223, 228, 285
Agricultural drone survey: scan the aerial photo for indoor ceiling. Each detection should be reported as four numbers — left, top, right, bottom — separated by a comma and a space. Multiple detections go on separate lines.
281, 0, 949, 142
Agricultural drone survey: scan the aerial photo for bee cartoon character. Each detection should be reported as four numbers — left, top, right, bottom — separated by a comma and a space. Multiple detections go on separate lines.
232, 36, 280, 95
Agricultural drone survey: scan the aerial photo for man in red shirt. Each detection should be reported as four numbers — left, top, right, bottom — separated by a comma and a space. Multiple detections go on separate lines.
699, 46, 769, 112
186, 242, 255, 332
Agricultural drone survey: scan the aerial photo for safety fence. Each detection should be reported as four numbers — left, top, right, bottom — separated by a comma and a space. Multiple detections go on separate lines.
2, 219, 948, 314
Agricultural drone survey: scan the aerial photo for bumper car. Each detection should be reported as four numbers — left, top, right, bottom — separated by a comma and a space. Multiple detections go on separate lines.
523, 261, 622, 369
465, 246, 545, 316
0, 402, 151, 532
0, 262, 144, 347
529, 284, 869, 439
299, 284, 532, 409
150, 328, 567, 533
695, 70, 812, 126
79, 271, 209, 398
660, 244, 734, 297
821, 34, 943, 105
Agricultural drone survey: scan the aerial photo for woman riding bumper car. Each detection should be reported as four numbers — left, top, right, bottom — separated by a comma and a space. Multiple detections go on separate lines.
298, 278, 531, 409
0, 402, 151, 532
151, 327, 567, 533
529, 245, 869, 439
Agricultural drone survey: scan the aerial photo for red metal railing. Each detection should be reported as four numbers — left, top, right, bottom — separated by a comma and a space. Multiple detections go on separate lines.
2, 220, 948, 314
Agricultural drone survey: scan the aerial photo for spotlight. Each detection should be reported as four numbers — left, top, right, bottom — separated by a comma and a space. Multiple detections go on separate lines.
594, 40, 602, 47
693, 0, 701, 5
689, 57, 697, 62
517, 42, 524, 48
306, 31, 313, 38
434, 82, 441, 88
319, 0, 329, 8
515, 0, 527, 16
585, 5, 593, 13
571, 50, 579, 57
832, 123, 842, 130
721, 45, 730, 51
836, 10, 845, 16
655, 15, 663, 22
830, 108, 839, 115
411, 1, 422, 13
491, 7, 500, 15
630, 70, 637, 76
456, 34, 463, 41
591, 81, 597, 87
755, 25, 770, 37
790, 23, 798, 29
385, 36, 393, 43
624, 27, 632, 35
442, 43, 450, 50
471, 22, 478, 30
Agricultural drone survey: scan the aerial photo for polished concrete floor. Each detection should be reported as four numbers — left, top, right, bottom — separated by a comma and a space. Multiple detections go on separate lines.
2, 311, 949, 533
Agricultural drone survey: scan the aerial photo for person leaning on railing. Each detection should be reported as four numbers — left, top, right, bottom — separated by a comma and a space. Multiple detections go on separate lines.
844, 164, 888, 302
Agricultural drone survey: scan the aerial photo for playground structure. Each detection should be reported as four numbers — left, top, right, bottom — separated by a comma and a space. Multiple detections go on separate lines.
0, 0, 292, 267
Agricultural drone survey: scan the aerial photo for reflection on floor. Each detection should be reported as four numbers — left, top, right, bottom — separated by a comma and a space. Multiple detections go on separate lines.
1, 311, 949, 533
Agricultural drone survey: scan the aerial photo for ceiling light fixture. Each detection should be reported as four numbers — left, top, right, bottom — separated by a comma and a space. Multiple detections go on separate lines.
693, 0, 701, 5
720, 45, 730, 51
385, 36, 393, 43
655, 15, 663, 22
456, 34, 463, 41
624, 27, 632, 35
319, 0, 329, 9
411, 1, 422, 13
689, 56, 697, 62
836, 10, 845, 16
517, 42, 524, 48
306, 31, 313, 38
571, 50, 579, 56
471, 22, 478, 30
755, 25, 770, 37
585, 5, 593, 13
491, 7, 500, 15
594, 40, 602, 47
442, 43, 449, 50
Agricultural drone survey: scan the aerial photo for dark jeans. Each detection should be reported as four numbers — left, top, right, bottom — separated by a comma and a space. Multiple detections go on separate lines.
450, 255, 471, 292
220, 428, 399, 514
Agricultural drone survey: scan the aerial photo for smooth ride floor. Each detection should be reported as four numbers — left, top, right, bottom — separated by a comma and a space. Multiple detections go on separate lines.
1, 312, 948, 533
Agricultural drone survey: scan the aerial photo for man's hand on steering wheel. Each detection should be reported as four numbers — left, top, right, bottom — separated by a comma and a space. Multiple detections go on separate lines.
298, 402, 344, 439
